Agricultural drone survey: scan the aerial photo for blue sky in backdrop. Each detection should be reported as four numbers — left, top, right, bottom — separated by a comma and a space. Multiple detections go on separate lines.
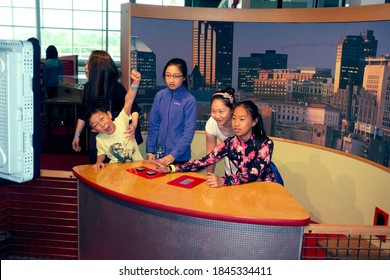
132, 18, 390, 88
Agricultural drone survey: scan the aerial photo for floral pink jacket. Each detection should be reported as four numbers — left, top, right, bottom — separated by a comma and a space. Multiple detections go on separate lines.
176, 135, 275, 186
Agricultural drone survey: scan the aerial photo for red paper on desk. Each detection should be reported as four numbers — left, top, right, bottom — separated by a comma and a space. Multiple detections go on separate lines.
167, 175, 206, 189
126, 166, 165, 179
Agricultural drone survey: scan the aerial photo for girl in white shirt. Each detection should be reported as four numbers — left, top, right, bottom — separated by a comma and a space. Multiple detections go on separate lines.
205, 88, 237, 176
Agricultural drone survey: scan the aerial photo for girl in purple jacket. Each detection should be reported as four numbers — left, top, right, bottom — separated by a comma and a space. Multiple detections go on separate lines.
146, 58, 197, 165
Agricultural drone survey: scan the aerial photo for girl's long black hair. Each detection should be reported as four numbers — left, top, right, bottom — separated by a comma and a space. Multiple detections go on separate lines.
235, 100, 267, 140
84, 50, 119, 109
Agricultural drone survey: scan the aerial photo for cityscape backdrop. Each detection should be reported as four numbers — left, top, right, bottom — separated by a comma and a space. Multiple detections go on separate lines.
131, 18, 390, 87
130, 16, 390, 167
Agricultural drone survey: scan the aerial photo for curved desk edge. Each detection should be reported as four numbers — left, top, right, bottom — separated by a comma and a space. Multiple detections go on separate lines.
72, 166, 310, 227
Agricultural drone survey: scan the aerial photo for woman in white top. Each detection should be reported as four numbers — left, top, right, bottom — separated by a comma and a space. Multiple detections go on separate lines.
205, 88, 238, 176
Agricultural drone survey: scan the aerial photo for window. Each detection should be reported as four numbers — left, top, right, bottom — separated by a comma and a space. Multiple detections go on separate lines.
1, 0, 124, 72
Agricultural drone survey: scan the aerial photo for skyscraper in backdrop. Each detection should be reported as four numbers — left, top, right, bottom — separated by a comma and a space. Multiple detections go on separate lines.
191, 21, 233, 90
131, 36, 156, 89
333, 30, 378, 93
362, 55, 390, 136
238, 50, 288, 92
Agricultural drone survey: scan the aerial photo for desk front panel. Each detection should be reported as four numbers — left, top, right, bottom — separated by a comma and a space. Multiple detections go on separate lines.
79, 181, 304, 260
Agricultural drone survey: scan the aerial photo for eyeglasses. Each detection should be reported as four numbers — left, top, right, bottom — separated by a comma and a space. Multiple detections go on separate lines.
165, 74, 183, 80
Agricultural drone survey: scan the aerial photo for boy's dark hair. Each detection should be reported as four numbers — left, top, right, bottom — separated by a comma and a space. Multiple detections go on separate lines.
85, 107, 108, 129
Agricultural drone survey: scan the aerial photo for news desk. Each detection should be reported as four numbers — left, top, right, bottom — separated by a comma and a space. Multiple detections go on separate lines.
73, 161, 310, 260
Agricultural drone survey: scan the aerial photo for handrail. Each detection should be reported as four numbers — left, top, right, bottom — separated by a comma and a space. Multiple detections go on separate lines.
305, 223, 390, 235
303, 223, 390, 259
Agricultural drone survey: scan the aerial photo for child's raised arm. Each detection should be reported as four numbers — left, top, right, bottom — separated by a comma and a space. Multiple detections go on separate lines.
123, 69, 141, 116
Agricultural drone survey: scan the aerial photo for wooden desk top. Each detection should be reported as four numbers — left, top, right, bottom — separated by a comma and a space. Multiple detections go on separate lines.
73, 161, 310, 226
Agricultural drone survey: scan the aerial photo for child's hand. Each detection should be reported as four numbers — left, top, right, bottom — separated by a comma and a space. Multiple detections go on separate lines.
148, 160, 170, 173
93, 162, 105, 170
158, 154, 175, 165
130, 69, 141, 86
206, 172, 224, 188
124, 124, 135, 141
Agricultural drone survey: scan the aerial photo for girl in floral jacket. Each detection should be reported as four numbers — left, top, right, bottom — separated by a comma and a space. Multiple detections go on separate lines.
152, 100, 277, 187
